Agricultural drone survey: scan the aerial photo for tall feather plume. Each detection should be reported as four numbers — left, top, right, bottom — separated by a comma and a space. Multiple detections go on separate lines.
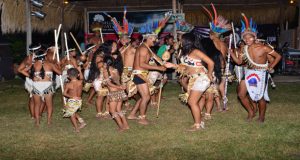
241, 13, 249, 29
123, 6, 129, 34
103, 12, 123, 34
111, 17, 123, 34
201, 5, 213, 21
241, 20, 246, 32
211, 3, 218, 25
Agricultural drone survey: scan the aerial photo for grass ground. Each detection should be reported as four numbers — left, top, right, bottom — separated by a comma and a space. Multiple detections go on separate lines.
0, 79, 299, 160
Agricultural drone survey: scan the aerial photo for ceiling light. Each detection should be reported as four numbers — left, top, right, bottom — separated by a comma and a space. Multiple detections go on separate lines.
31, 10, 46, 19
30, 0, 44, 8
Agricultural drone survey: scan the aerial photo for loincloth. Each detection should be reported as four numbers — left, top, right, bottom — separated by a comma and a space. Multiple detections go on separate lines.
32, 81, 54, 100
245, 69, 270, 101
131, 70, 157, 96
107, 90, 128, 102
93, 78, 108, 96
121, 67, 133, 84
63, 98, 82, 117
25, 77, 33, 97
205, 83, 220, 97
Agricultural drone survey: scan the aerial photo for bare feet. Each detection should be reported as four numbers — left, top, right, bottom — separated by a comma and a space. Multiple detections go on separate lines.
127, 114, 138, 120
138, 119, 149, 125
137, 115, 149, 125
117, 128, 126, 132
125, 103, 133, 111
186, 122, 205, 132
256, 118, 265, 123
86, 100, 94, 106
79, 122, 87, 129
204, 113, 212, 120
74, 128, 80, 133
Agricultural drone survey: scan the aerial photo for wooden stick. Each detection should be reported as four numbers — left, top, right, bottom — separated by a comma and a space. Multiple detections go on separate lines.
100, 28, 104, 43
156, 80, 163, 118
54, 29, 66, 105
223, 34, 232, 111
231, 22, 241, 83
64, 32, 70, 61
70, 32, 83, 54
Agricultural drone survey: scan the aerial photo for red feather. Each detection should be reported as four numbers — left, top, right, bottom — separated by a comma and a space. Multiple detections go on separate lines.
241, 13, 249, 29
111, 17, 123, 33
159, 15, 170, 28
123, 17, 129, 34
211, 3, 218, 25
201, 5, 213, 21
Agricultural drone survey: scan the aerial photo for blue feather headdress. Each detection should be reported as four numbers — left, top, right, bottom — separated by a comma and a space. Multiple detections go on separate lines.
103, 7, 134, 38
176, 20, 194, 33
201, 3, 231, 35
241, 13, 257, 39
138, 12, 171, 38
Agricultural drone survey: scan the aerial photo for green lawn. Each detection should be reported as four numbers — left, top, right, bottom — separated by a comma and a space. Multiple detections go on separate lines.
0, 80, 299, 160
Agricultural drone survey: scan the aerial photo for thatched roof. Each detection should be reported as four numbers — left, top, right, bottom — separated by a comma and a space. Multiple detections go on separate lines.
71, 0, 297, 25
185, 5, 297, 26
0, 0, 298, 34
0, 0, 82, 34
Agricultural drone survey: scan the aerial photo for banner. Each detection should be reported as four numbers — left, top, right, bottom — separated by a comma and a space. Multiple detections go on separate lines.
87, 10, 173, 34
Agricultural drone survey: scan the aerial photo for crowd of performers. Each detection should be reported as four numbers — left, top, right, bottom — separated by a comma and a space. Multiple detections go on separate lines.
17, 5, 281, 132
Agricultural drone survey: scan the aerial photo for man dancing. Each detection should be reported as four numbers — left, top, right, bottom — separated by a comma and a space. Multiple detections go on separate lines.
127, 15, 172, 125
230, 14, 281, 122
202, 3, 232, 109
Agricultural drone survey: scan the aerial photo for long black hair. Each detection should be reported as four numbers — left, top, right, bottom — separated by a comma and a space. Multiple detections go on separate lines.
87, 47, 103, 82
30, 49, 46, 79
103, 55, 123, 85
180, 33, 207, 57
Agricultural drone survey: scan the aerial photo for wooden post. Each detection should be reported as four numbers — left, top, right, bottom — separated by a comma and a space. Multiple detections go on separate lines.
297, 2, 300, 49
60, 1, 65, 55
84, 8, 88, 45
172, 0, 177, 80
25, 0, 32, 55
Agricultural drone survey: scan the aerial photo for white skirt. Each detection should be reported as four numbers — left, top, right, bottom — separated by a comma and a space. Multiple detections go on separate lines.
191, 74, 211, 92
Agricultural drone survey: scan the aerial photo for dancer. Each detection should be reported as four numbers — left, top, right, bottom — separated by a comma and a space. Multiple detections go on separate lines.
202, 3, 232, 108
63, 67, 87, 133
149, 34, 175, 106
229, 14, 281, 122
127, 14, 172, 125
19, 47, 61, 126
103, 55, 129, 132
89, 42, 117, 118
61, 48, 78, 83
105, 7, 136, 109
18, 43, 41, 119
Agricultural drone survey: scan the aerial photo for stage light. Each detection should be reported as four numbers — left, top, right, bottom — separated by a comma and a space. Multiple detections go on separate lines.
31, 10, 46, 19
290, 0, 294, 4
30, 0, 44, 8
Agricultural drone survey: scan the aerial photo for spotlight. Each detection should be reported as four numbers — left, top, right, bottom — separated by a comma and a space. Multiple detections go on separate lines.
290, 0, 294, 4
30, 0, 44, 8
31, 10, 46, 19
64, 0, 69, 4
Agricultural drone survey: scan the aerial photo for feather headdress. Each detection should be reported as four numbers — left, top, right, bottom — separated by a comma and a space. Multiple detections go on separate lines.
138, 12, 171, 38
103, 7, 134, 38
201, 3, 231, 35
176, 20, 194, 33
240, 13, 257, 39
